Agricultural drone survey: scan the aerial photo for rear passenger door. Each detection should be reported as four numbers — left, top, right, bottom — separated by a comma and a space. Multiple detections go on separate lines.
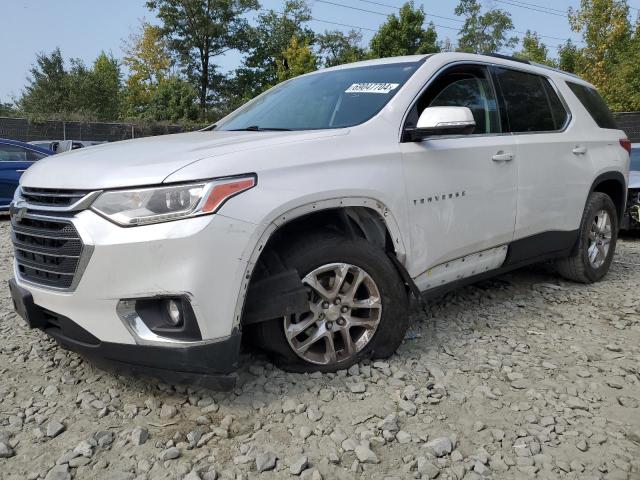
492, 67, 585, 240
0, 145, 45, 208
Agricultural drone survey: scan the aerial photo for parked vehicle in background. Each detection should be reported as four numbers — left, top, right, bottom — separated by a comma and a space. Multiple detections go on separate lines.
29, 140, 106, 153
0, 139, 53, 210
8, 53, 630, 389
621, 143, 640, 231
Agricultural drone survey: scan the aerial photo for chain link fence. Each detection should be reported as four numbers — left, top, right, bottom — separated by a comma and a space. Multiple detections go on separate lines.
0, 117, 200, 143
2, 114, 639, 143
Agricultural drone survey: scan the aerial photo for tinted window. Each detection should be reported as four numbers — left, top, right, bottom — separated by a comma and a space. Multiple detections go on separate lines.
631, 148, 640, 171
408, 64, 501, 134
495, 68, 567, 132
218, 62, 422, 131
0, 144, 45, 162
567, 82, 617, 129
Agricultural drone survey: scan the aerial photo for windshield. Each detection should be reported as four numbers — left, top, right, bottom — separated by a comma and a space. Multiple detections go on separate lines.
631, 148, 640, 171
216, 62, 422, 131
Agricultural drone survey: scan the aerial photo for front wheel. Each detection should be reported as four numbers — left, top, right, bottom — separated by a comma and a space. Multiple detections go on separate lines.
556, 192, 618, 283
254, 231, 409, 372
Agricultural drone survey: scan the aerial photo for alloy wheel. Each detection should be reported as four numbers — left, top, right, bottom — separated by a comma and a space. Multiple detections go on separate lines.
284, 262, 382, 365
587, 209, 612, 269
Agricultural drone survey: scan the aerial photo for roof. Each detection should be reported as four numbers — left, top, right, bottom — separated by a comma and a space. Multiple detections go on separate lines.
0, 138, 54, 155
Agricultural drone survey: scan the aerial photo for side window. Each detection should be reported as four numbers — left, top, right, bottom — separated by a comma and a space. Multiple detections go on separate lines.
566, 82, 617, 129
494, 68, 568, 132
407, 64, 501, 135
25, 150, 48, 161
0, 145, 28, 162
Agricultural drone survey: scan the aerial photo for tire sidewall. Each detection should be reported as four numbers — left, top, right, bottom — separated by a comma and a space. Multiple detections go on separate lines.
579, 193, 618, 282
275, 233, 408, 372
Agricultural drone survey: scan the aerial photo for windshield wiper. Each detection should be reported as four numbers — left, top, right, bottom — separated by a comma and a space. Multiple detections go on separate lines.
230, 125, 292, 131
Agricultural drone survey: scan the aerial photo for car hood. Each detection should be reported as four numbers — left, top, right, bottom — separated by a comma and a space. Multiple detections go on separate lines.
20, 130, 344, 190
630, 170, 640, 189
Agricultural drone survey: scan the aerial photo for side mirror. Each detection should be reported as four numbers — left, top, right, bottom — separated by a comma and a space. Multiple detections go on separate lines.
406, 106, 476, 142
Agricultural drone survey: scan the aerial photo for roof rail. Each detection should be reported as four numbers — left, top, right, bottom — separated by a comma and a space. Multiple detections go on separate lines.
528, 61, 583, 79
484, 53, 531, 65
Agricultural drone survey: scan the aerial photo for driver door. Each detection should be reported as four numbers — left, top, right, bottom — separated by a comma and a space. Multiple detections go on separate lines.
400, 63, 517, 286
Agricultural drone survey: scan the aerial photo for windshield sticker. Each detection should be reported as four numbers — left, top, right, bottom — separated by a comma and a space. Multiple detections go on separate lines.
345, 83, 400, 94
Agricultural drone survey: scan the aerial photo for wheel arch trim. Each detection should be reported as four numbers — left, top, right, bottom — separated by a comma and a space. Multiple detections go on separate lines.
231, 196, 408, 329
589, 170, 627, 223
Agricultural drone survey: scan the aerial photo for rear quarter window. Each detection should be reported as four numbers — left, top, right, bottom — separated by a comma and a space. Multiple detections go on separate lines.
566, 82, 617, 129
494, 67, 568, 132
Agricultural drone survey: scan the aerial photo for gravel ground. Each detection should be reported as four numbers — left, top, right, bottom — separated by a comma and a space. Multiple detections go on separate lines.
1, 219, 639, 480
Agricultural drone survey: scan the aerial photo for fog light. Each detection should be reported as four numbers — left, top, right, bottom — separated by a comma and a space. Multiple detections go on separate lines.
166, 299, 182, 326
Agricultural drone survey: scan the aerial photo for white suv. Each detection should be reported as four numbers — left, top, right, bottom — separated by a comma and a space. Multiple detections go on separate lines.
9, 53, 630, 388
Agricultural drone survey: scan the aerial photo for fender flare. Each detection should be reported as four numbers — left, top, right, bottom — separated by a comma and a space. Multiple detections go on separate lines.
231, 197, 408, 329
589, 170, 627, 223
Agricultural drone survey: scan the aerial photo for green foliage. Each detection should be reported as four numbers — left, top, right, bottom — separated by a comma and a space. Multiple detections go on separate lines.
145, 76, 200, 122
455, 0, 518, 54
516, 31, 554, 66
237, 1, 314, 98
557, 40, 580, 73
146, 0, 259, 117
0, 101, 18, 117
276, 36, 318, 82
569, 0, 638, 110
20, 49, 121, 121
369, 2, 440, 58
317, 30, 366, 67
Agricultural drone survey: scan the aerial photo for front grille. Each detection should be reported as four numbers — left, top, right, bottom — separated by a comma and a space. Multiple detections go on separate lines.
21, 187, 90, 208
11, 214, 86, 289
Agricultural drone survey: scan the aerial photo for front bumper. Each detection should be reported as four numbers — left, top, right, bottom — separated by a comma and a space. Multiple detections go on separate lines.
10, 278, 241, 390
621, 189, 640, 231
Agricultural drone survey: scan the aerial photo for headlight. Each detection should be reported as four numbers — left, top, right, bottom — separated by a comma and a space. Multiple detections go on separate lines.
91, 175, 256, 226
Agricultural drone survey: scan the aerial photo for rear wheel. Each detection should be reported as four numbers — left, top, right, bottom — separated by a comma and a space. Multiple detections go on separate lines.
254, 231, 409, 372
556, 192, 618, 283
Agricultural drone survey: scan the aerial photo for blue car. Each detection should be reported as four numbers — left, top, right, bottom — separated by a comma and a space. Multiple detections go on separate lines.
0, 139, 54, 211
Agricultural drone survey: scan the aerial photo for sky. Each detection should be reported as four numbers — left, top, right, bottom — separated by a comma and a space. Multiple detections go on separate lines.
1, 0, 639, 102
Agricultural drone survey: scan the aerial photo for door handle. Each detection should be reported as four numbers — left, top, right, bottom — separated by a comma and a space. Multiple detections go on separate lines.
15, 169, 26, 173
492, 151, 514, 162
572, 146, 587, 155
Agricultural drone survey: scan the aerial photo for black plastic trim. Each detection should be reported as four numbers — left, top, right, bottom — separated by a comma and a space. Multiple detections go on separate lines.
589, 171, 627, 223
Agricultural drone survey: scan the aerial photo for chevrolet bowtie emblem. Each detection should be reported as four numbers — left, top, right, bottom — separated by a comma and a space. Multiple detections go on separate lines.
14, 207, 27, 222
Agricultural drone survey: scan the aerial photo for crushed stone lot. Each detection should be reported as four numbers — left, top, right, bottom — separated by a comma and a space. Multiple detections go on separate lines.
0, 220, 639, 480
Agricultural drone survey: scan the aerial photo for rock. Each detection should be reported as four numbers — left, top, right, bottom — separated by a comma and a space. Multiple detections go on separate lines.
566, 396, 588, 410
131, 427, 148, 446
299, 426, 312, 440
576, 439, 588, 452
282, 398, 297, 414
289, 455, 309, 475
0, 442, 14, 458
319, 389, 334, 402
349, 383, 366, 394
354, 444, 379, 464
378, 414, 399, 433
307, 405, 323, 422
73, 440, 93, 457
300, 469, 322, 480
417, 457, 439, 478
159, 404, 178, 419
605, 344, 622, 352
255, 451, 277, 472
425, 437, 453, 457
43, 385, 59, 397
396, 430, 411, 444
618, 396, 639, 408
398, 399, 417, 416
46, 420, 65, 438
160, 447, 180, 461
44, 465, 71, 480
95, 430, 114, 448
184, 471, 202, 480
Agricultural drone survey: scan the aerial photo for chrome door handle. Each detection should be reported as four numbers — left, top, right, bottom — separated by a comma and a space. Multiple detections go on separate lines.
15, 169, 26, 173
572, 146, 587, 155
492, 152, 514, 162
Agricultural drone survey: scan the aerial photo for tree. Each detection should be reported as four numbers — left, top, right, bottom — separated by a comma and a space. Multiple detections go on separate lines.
20, 48, 70, 116
317, 30, 366, 67
276, 35, 318, 82
236, 0, 314, 97
82, 52, 122, 121
0, 101, 17, 117
147, 0, 259, 118
557, 39, 580, 73
569, 0, 633, 110
516, 30, 553, 65
122, 22, 173, 117
146, 76, 199, 122
455, 0, 518, 54
369, 2, 439, 58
